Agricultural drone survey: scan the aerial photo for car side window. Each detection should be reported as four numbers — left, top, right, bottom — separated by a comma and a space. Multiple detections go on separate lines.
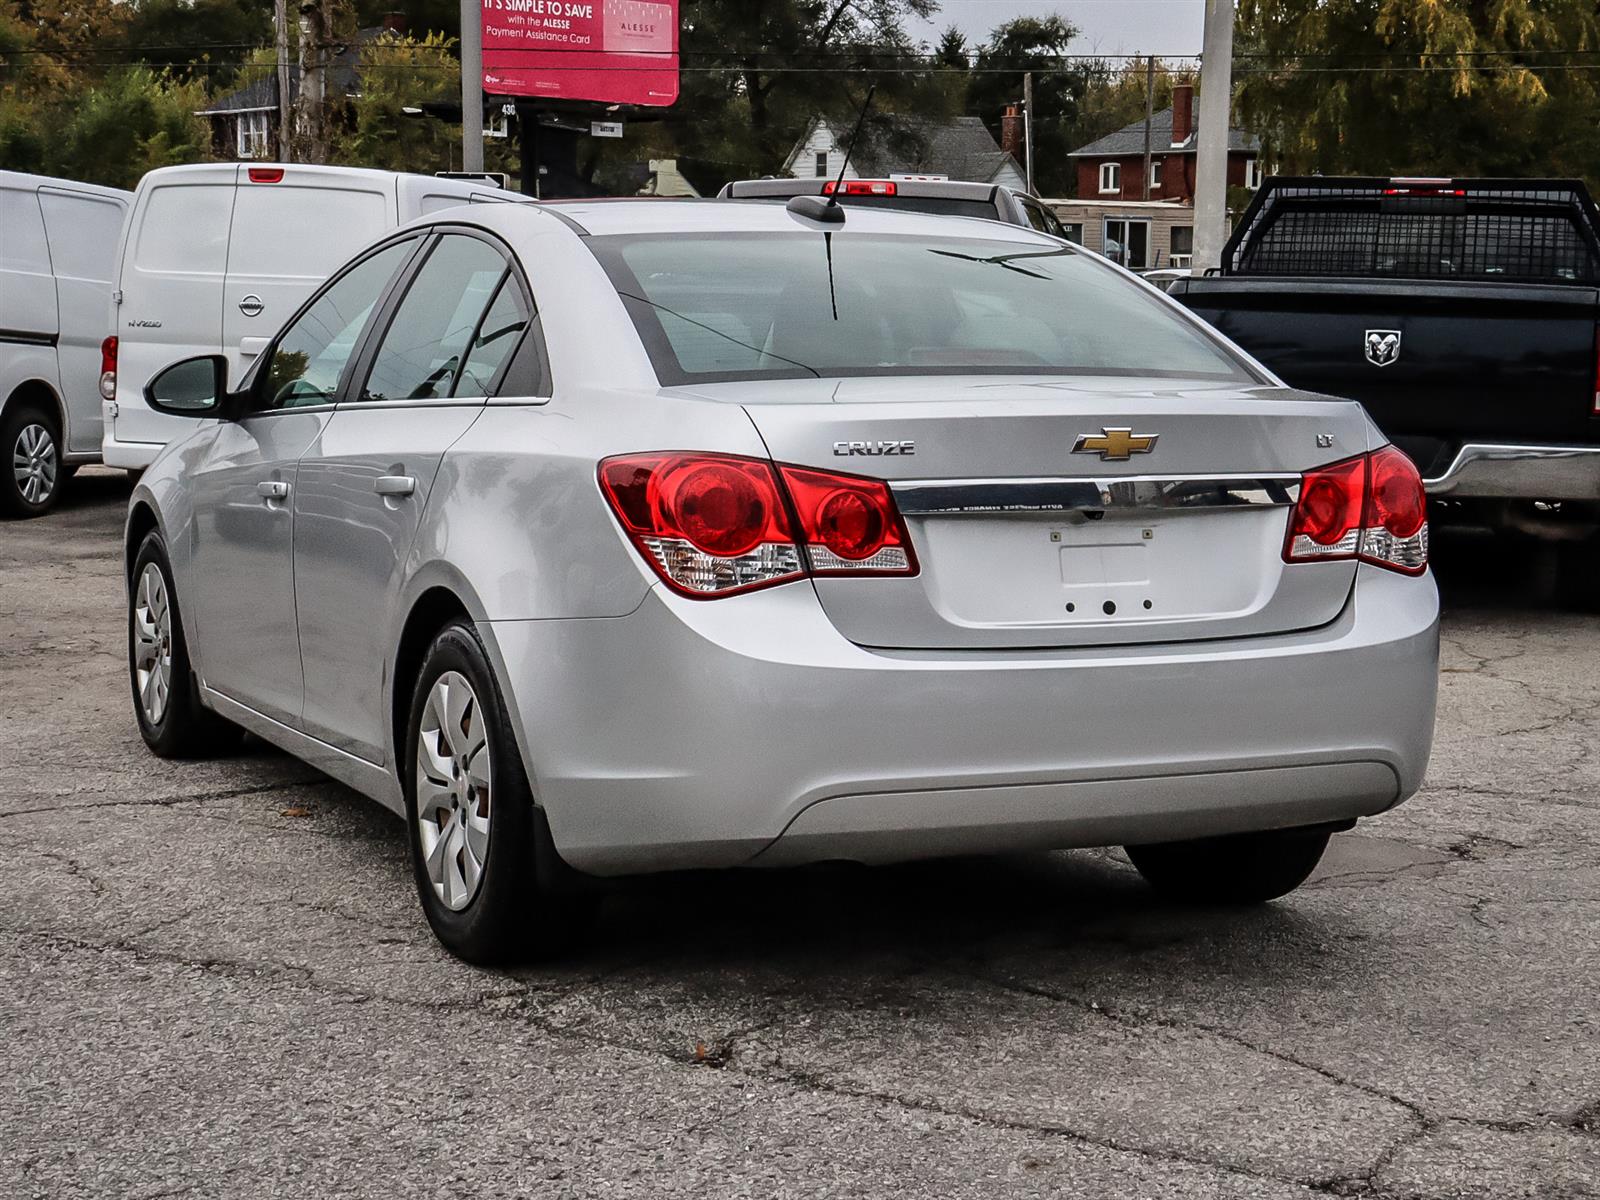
259, 239, 416, 411
1019, 198, 1048, 233
453, 274, 532, 398
358, 234, 508, 403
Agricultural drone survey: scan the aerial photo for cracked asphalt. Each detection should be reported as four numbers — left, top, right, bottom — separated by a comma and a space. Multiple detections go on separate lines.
4, 468, 1598, 1199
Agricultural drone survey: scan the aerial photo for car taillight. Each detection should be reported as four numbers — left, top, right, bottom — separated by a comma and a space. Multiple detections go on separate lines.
598, 452, 917, 597
777, 464, 917, 574
1284, 446, 1428, 575
99, 336, 117, 401
1592, 326, 1599, 415
821, 180, 897, 196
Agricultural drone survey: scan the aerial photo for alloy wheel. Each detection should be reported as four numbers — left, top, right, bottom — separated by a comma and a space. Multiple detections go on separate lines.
13, 422, 57, 505
132, 562, 173, 725
415, 671, 493, 911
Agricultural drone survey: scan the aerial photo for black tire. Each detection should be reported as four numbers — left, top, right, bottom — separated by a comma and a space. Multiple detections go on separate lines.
128, 532, 243, 758
1, 401, 66, 517
403, 621, 593, 964
1556, 536, 1600, 613
1125, 826, 1332, 905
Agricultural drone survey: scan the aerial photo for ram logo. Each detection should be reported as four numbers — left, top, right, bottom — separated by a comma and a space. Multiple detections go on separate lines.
833, 440, 916, 456
1364, 329, 1402, 367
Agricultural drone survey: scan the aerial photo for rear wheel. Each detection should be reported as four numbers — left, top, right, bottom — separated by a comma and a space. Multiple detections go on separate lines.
2, 402, 65, 517
1125, 827, 1332, 905
129, 532, 243, 757
404, 621, 592, 963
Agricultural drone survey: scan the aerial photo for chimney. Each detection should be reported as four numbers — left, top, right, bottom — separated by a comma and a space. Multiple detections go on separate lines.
1000, 104, 1024, 161
382, 11, 408, 34
1171, 84, 1194, 148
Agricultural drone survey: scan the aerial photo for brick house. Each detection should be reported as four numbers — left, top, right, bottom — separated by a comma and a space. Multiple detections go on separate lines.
1066, 85, 1261, 203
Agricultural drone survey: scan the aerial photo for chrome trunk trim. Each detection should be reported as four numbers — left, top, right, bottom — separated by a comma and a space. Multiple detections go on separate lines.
1422, 442, 1600, 500
892, 474, 1301, 517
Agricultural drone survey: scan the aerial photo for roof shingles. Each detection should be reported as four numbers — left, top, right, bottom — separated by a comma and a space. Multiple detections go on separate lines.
1067, 106, 1258, 158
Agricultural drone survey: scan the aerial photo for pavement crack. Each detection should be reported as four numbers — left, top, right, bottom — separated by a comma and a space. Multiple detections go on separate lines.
0, 780, 321, 823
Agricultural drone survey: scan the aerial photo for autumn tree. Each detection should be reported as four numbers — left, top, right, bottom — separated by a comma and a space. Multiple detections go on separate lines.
1238, 0, 1600, 184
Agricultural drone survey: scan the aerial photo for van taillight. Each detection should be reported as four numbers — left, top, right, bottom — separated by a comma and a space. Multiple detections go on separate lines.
1284, 446, 1428, 575
822, 180, 897, 196
598, 452, 917, 597
248, 167, 284, 183
99, 336, 117, 402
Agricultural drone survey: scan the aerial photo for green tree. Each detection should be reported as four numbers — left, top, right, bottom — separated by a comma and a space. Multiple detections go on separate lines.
1238, 0, 1600, 184
53, 67, 213, 187
340, 30, 462, 173
964, 15, 1082, 195
123, 0, 273, 86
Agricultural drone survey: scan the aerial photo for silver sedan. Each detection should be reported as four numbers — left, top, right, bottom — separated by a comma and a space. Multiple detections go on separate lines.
125, 199, 1439, 961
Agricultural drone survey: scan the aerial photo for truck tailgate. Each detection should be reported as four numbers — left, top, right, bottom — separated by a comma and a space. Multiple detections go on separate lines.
1172, 277, 1600, 476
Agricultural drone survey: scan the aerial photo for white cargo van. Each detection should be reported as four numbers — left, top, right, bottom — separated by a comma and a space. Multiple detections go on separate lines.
0, 171, 130, 516
102, 163, 527, 469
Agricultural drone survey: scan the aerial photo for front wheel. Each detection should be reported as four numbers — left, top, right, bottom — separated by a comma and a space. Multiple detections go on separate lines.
128, 532, 242, 757
404, 621, 591, 963
1125, 827, 1332, 905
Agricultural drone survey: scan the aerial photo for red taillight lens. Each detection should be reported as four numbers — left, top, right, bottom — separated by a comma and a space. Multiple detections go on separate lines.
1287, 454, 1364, 557
599, 453, 802, 597
248, 167, 284, 183
598, 453, 917, 597
99, 335, 117, 401
821, 180, 896, 196
778, 464, 917, 574
1284, 447, 1428, 575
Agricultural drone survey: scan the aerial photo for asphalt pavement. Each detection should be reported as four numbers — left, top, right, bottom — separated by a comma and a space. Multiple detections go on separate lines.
3, 468, 1597, 1198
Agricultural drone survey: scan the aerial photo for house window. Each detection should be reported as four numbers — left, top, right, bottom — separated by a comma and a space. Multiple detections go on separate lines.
1060, 223, 1084, 245
237, 111, 269, 159
1150, 159, 1163, 191
1103, 218, 1150, 270
815, 151, 828, 178
1245, 158, 1263, 189
1098, 161, 1121, 194
1169, 225, 1194, 269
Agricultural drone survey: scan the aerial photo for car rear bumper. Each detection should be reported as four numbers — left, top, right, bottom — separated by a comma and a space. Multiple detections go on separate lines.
1423, 441, 1600, 500
483, 565, 1439, 875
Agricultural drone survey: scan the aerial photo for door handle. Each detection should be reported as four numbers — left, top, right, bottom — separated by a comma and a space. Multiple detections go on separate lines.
256, 480, 290, 501
375, 475, 416, 497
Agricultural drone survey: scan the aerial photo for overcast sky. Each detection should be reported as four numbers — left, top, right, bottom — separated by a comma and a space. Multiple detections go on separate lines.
911, 1, 1206, 59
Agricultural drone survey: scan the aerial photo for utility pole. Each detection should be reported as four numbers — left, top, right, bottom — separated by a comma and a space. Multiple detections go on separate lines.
297, 0, 331, 163
1022, 71, 1035, 194
1142, 56, 1155, 201
274, 0, 294, 160
460, 0, 484, 173
1193, 0, 1235, 273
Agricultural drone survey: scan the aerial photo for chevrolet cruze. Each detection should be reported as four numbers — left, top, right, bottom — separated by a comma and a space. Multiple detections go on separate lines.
125, 198, 1439, 962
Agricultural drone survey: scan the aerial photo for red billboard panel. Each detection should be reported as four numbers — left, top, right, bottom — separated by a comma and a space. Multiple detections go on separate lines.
483, 0, 679, 107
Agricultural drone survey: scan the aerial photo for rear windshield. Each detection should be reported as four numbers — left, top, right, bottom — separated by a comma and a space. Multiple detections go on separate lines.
588, 231, 1252, 386
735, 193, 1001, 221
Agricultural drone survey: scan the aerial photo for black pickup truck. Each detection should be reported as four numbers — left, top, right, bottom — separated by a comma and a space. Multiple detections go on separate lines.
1170, 177, 1600, 600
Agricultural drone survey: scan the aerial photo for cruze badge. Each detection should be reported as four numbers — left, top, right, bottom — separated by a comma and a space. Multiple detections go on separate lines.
1072, 427, 1158, 461
1365, 329, 1401, 367
833, 440, 915, 456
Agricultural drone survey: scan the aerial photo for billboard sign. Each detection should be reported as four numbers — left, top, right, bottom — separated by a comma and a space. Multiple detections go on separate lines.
483, 1, 680, 108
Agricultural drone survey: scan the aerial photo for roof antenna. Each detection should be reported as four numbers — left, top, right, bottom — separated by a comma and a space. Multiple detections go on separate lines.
787, 83, 877, 225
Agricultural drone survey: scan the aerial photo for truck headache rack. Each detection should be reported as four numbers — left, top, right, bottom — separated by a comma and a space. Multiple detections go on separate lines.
1223, 178, 1600, 284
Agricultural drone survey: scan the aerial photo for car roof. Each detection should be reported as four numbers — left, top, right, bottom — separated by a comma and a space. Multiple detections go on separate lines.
531, 196, 1056, 242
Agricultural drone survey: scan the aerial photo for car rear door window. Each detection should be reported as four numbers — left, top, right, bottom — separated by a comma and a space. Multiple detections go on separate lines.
453, 274, 532, 398
259, 238, 416, 410
357, 234, 508, 403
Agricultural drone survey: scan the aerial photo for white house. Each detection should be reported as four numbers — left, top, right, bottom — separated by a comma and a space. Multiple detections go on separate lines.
782, 114, 1026, 190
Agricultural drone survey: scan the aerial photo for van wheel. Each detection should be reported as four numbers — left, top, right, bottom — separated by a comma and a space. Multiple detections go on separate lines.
1125, 827, 1332, 905
129, 532, 243, 757
1, 402, 64, 517
404, 621, 593, 964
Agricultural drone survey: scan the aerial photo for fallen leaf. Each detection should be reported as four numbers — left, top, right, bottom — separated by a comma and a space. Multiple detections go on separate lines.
280, 806, 312, 818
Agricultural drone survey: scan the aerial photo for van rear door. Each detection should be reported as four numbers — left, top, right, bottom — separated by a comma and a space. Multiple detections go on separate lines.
38, 186, 127, 455
113, 166, 238, 455
220, 167, 393, 384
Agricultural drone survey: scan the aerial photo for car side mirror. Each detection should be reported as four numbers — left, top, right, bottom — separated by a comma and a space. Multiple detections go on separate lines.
144, 355, 231, 418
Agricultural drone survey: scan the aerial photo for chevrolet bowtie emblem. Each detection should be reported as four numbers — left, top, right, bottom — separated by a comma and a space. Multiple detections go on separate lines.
1072, 427, 1159, 461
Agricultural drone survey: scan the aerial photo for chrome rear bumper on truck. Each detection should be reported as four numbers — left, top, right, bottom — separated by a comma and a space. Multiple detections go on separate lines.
1422, 442, 1600, 500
